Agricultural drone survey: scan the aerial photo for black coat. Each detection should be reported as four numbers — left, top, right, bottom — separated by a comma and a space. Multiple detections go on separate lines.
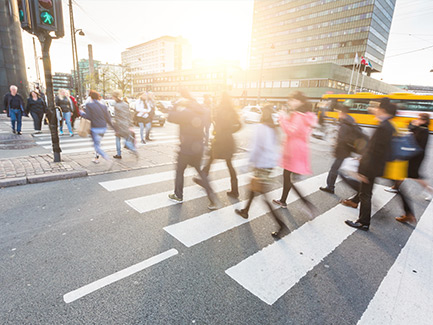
3, 93, 25, 117
26, 97, 47, 115
334, 114, 356, 159
211, 108, 241, 159
358, 117, 394, 179
408, 122, 429, 178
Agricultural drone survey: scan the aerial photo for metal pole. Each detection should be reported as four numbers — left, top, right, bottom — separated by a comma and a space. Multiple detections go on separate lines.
69, 0, 83, 104
33, 37, 41, 87
39, 32, 61, 162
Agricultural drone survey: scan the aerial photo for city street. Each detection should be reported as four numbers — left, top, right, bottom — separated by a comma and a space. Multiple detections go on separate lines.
1, 117, 432, 324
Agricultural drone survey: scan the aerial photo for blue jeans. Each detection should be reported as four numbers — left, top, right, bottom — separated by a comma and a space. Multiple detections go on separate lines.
139, 122, 151, 141
60, 111, 73, 134
115, 136, 136, 156
91, 127, 109, 160
326, 157, 345, 190
10, 109, 22, 132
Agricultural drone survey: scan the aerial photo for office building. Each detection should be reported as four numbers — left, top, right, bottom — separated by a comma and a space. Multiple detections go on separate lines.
52, 73, 73, 95
250, 0, 396, 73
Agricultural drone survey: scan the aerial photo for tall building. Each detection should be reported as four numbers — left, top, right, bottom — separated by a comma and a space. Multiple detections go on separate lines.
0, 0, 28, 98
52, 73, 73, 95
121, 36, 192, 77
250, 0, 396, 73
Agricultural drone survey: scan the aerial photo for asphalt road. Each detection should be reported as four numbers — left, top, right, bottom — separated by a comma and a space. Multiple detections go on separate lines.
1, 121, 432, 325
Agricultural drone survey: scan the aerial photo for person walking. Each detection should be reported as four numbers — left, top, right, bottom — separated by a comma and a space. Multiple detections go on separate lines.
55, 89, 74, 136
145, 92, 155, 141
112, 89, 137, 159
272, 91, 317, 214
26, 90, 47, 134
3, 85, 25, 135
167, 89, 218, 210
319, 104, 359, 194
194, 92, 241, 198
134, 93, 152, 144
343, 98, 397, 230
202, 94, 212, 148
235, 105, 287, 238
80, 90, 114, 166
66, 90, 80, 129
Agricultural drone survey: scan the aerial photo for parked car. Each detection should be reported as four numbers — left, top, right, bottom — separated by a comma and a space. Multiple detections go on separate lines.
241, 105, 279, 124
129, 101, 166, 127
155, 100, 173, 113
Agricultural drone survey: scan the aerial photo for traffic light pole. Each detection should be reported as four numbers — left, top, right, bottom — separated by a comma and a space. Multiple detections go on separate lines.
38, 32, 61, 162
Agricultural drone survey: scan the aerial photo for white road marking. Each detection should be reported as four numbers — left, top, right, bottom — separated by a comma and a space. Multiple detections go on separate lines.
225, 185, 395, 305
164, 173, 329, 247
99, 158, 250, 191
357, 202, 433, 325
63, 248, 178, 304
36, 134, 176, 146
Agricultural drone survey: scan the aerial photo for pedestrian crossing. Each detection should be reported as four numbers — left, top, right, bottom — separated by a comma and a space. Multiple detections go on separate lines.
74, 157, 432, 322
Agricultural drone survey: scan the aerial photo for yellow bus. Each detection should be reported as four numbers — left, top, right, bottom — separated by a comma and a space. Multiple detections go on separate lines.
321, 92, 433, 132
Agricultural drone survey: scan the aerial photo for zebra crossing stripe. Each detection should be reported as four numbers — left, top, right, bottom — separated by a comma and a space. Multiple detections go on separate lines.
99, 158, 250, 192
164, 173, 329, 248
224, 185, 395, 305
36, 134, 176, 146
357, 202, 433, 325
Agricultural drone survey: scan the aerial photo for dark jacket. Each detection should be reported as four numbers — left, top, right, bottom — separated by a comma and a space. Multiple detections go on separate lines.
358, 117, 394, 179
55, 96, 72, 113
408, 122, 429, 178
211, 107, 241, 159
168, 99, 206, 156
334, 114, 356, 159
3, 93, 25, 117
82, 100, 113, 129
26, 97, 47, 115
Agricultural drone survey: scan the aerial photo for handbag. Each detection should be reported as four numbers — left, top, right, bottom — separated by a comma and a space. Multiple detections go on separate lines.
78, 118, 91, 137
388, 133, 422, 161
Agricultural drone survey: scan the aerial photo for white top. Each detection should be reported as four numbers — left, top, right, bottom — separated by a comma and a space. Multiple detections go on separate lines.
249, 124, 280, 169
135, 99, 151, 118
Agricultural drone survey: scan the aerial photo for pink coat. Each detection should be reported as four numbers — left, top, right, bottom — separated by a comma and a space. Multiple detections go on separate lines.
279, 111, 317, 175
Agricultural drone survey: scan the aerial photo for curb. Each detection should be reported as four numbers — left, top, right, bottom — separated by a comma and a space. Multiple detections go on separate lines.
0, 170, 88, 189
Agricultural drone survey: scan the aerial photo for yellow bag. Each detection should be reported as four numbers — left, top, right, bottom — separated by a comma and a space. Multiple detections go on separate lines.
383, 160, 408, 180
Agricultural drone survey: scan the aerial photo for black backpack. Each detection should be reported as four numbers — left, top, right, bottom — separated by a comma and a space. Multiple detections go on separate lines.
348, 123, 369, 154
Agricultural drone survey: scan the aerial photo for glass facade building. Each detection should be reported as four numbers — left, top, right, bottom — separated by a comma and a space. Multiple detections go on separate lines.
250, 0, 396, 73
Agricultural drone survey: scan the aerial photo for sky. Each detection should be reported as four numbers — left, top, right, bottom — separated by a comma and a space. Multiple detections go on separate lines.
21, 0, 433, 87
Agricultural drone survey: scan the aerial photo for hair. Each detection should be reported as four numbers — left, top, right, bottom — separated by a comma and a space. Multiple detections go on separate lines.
112, 89, 123, 99
10, 85, 18, 91
261, 104, 276, 128
89, 90, 101, 100
180, 88, 194, 101
218, 92, 233, 111
379, 97, 397, 116
419, 113, 430, 126
288, 91, 311, 113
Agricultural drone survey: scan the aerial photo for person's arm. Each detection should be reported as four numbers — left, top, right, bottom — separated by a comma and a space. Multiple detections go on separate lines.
25, 99, 30, 115
249, 125, 263, 166
167, 109, 185, 125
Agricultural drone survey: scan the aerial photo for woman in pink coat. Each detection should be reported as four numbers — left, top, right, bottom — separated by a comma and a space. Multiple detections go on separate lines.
273, 92, 317, 212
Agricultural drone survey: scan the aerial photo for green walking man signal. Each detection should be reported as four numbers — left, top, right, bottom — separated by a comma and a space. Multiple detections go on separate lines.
40, 11, 54, 25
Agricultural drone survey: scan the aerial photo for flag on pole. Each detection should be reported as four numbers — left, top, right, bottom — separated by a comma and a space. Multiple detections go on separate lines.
354, 52, 359, 65
360, 56, 368, 65
367, 59, 372, 68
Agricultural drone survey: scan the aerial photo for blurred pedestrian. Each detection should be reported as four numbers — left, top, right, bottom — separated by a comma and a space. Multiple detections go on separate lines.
343, 98, 397, 230
203, 94, 212, 148
80, 90, 114, 166
135, 93, 153, 144
272, 91, 317, 215
112, 89, 137, 159
26, 90, 47, 134
235, 105, 287, 237
146, 92, 156, 141
66, 90, 80, 129
3, 85, 25, 135
320, 104, 362, 194
55, 89, 74, 136
167, 89, 218, 210
194, 92, 241, 198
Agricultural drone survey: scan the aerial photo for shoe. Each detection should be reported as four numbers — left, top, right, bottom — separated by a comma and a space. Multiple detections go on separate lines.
12, 130, 16, 134
17, 132, 22, 135
208, 201, 220, 210
425, 194, 432, 201
92, 158, 100, 164
319, 186, 334, 194
344, 220, 369, 231
340, 199, 358, 209
146, 137, 153, 141
385, 187, 398, 193
168, 193, 183, 203
141, 140, 146, 144
113, 155, 122, 159
60, 131, 64, 135
227, 191, 239, 199
395, 215, 417, 224
272, 199, 287, 209
235, 209, 249, 219
69, 133, 74, 137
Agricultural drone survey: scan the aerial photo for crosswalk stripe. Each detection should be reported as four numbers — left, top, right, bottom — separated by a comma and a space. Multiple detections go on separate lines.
125, 172, 273, 214
357, 202, 433, 325
99, 158, 250, 192
224, 185, 395, 305
164, 173, 329, 248
60, 139, 178, 154
63, 248, 178, 304
36, 134, 176, 146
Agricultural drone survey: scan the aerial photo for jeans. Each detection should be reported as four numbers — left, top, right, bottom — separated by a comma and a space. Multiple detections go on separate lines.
139, 122, 152, 141
91, 127, 109, 160
115, 136, 136, 156
30, 110, 44, 131
60, 111, 73, 134
326, 157, 345, 190
10, 109, 22, 132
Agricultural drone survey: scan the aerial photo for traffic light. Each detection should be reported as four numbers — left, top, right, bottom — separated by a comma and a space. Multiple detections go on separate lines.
34, 0, 64, 38
17, 0, 33, 32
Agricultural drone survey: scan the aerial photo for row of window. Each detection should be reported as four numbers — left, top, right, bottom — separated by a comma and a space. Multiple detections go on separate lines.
134, 73, 224, 84
135, 84, 225, 92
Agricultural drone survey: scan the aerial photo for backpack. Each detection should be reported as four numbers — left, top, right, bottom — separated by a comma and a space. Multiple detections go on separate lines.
348, 123, 369, 155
